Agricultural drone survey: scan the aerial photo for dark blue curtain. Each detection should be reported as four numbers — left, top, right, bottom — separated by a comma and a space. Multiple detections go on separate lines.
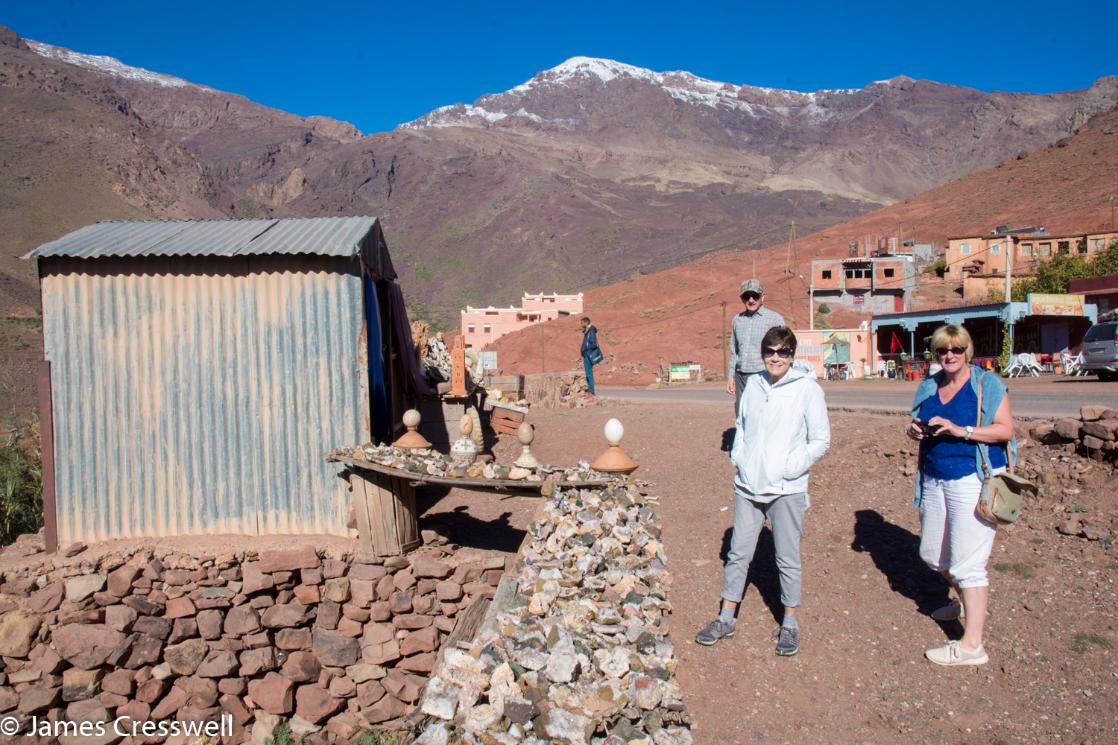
363, 273, 391, 442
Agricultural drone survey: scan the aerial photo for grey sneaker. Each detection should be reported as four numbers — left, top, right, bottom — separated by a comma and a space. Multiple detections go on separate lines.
695, 619, 735, 646
774, 625, 800, 656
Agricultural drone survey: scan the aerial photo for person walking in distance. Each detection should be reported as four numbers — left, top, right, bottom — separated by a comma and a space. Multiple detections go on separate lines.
697, 326, 831, 656
727, 278, 784, 415
580, 316, 602, 396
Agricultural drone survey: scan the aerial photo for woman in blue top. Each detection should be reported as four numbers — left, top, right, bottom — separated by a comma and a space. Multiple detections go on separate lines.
907, 324, 1016, 667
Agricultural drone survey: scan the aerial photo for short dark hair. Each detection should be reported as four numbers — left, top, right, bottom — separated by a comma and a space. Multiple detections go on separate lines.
760, 326, 797, 355
580, 316, 591, 323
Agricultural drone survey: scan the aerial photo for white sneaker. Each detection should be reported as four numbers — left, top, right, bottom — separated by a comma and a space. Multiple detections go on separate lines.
930, 600, 965, 623
925, 640, 988, 666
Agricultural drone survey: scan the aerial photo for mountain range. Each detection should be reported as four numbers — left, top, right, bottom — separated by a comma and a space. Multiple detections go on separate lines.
0, 23, 1116, 413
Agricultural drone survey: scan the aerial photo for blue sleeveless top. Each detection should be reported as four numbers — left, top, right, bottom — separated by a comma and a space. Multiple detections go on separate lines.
918, 384, 1007, 479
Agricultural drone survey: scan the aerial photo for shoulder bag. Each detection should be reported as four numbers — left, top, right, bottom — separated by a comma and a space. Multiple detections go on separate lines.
974, 373, 1036, 525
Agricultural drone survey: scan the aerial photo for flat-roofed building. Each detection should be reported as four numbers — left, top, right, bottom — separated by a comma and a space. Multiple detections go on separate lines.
811, 255, 916, 314
461, 292, 583, 348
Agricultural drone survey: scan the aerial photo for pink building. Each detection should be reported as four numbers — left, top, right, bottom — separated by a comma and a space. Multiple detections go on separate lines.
461, 292, 584, 348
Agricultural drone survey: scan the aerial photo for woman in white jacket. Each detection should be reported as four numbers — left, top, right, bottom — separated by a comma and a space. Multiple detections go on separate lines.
696, 326, 831, 656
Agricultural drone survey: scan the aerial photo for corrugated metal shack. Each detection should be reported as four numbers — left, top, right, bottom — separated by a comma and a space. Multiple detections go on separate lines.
26, 217, 411, 546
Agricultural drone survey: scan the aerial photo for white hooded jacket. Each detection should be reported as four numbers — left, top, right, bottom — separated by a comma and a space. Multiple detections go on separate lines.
731, 366, 831, 502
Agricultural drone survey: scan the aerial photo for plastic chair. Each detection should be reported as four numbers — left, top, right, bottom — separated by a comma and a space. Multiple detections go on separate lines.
1061, 352, 1085, 376
1004, 354, 1025, 378
1021, 353, 1043, 377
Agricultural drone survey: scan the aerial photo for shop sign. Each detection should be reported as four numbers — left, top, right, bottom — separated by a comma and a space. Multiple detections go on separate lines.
1028, 293, 1085, 316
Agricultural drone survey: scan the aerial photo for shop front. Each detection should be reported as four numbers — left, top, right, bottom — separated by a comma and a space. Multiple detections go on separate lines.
871, 296, 1097, 376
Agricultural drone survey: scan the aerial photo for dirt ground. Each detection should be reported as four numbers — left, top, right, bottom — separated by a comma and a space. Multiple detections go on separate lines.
3, 397, 1112, 744
450, 398, 1118, 745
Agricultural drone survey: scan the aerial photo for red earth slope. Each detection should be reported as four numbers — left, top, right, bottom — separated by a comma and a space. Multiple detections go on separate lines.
490, 107, 1118, 384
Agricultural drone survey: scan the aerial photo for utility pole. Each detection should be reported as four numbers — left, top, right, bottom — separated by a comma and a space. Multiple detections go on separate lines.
720, 301, 728, 378
1004, 235, 1015, 359
1004, 234, 1013, 304
808, 283, 814, 331
539, 318, 545, 374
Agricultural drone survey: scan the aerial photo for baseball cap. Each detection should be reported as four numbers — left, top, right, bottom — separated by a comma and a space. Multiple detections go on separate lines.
739, 278, 763, 296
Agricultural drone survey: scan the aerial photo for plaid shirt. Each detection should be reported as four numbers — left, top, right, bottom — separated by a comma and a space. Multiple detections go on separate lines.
728, 306, 785, 377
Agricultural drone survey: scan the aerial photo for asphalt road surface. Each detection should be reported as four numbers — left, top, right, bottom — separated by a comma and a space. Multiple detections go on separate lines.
599, 376, 1118, 419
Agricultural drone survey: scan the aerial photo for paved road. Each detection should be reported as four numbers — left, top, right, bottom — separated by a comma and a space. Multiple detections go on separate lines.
599, 377, 1118, 419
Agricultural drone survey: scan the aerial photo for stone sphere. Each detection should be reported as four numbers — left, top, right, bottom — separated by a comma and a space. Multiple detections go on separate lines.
459, 414, 474, 436
402, 409, 421, 428
604, 418, 624, 446
517, 422, 534, 445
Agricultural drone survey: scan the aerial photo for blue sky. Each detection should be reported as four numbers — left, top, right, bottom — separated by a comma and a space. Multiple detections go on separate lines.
4, 1, 1116, 134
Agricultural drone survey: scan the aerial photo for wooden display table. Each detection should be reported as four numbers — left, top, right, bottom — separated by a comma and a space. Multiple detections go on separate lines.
328, 455, 611, 557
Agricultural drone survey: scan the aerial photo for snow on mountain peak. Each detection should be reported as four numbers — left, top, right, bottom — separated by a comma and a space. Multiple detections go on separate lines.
27, 40, 207, 90
400, 56, 869, 130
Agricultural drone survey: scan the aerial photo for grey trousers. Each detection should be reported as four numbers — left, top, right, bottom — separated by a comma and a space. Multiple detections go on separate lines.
721, 491, 807, 608
733, 370, 758, 415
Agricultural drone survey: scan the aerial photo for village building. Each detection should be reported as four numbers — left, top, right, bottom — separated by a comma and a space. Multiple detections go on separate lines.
946, 227, 1118, 283
871, 296, 1099, 375
461, 292, 583, 348
810, 254, 917, 313
25, 216, 415, 547
1069, 273, 1118, 315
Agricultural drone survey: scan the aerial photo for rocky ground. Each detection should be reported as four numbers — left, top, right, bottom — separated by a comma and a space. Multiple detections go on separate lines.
1, 396, 1112, 744
486, 400, 1117, 745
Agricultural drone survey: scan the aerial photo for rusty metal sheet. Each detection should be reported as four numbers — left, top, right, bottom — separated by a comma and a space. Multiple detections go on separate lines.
40, 254, 371, 543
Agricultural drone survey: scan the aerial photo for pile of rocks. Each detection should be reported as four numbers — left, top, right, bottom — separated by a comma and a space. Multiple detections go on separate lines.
1029, 405, 1118, 463
412, 323, 451, 386
524, 371, 596, 409
331, 445, 608, 485
412, 483, 691, 745
0, 542, 508, 743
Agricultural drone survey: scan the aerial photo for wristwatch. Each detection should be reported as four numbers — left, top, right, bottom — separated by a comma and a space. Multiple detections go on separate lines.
964, 426, 974, 440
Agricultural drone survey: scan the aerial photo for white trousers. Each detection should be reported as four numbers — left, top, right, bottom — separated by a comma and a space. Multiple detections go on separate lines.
919, 473, 997, 589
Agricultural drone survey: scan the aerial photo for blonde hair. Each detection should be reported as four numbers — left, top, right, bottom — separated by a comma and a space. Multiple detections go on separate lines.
930, 324, 974, 362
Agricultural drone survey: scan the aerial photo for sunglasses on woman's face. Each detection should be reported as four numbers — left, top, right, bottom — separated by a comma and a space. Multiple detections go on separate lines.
762, 347, 794, 359
935, 346, 966, 356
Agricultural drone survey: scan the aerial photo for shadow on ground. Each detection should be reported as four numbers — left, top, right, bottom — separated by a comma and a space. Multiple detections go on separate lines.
417, 487, 528, 553
719, 526, 783, 623
851, 509, 961, 635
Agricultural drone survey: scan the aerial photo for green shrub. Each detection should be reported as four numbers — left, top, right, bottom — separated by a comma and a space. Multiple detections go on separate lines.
0, 417, 42, 546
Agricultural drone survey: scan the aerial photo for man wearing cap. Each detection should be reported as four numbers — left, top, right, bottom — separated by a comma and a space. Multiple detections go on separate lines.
727, 278, 785, 414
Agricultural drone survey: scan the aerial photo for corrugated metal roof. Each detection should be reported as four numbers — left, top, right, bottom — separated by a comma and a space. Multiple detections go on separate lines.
24, 216, 381, 260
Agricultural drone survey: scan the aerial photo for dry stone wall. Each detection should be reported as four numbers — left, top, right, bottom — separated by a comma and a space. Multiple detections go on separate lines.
1030, 405, 1118, 463
0, 540, 507, 743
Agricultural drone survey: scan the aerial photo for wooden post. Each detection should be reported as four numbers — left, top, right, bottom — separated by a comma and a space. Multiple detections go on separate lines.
450, 336, 467, 397
720, 301, 727, 381
349, 470, 420, 556
37, 361, 58, 554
